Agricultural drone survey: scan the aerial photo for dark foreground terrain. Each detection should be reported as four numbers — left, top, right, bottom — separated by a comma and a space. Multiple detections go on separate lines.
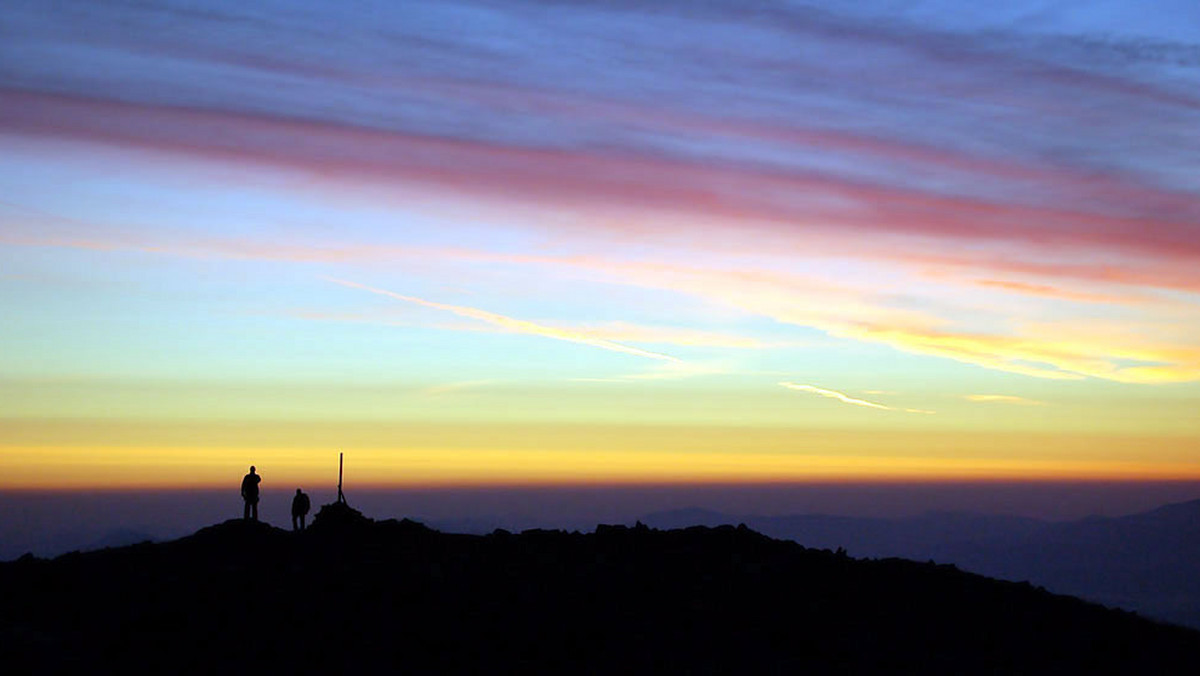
2, 503, 1198, 674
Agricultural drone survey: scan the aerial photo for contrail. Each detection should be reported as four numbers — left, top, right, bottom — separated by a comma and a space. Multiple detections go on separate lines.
326, 277, 681, 363
779, 382, 933, 414
780, 382, 890, 409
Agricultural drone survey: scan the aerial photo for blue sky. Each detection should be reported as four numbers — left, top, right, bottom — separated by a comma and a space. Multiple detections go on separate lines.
1, 1, 1198, 492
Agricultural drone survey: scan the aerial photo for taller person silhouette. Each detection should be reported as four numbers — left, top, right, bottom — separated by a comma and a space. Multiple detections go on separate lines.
241, 466, 261, 521
292, 488, 310, 531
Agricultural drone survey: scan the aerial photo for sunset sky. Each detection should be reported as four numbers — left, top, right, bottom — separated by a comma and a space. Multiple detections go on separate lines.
2, 0, 1198, 494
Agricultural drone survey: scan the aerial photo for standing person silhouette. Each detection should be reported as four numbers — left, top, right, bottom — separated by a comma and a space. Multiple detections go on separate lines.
291, 488, 311, 531
241, 466, 261, 521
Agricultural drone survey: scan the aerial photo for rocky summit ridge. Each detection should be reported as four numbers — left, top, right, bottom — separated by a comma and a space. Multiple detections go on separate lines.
2, 506, 1198, 674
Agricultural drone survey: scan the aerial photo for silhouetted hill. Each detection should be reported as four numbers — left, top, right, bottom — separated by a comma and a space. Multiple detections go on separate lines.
2, 509, 1198, 674
643, 499, 1200, 628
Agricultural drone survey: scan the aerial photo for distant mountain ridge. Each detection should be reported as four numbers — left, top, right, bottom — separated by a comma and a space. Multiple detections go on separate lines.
82, 528, 157, 551
642, 498, 1200, 629
2, 508, 1198, 673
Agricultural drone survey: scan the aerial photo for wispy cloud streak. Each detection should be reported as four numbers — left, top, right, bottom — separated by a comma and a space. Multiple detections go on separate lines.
325, 278, 681, 363
965, 395, 1046, 406
779, 382, 933, 414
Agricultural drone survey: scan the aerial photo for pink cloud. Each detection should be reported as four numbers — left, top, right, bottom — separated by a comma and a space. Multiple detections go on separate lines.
3, 88, 1198, 274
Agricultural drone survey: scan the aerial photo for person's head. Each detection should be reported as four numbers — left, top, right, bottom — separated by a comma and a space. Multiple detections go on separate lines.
296, 488, 302, 495
250, 465, 256, 473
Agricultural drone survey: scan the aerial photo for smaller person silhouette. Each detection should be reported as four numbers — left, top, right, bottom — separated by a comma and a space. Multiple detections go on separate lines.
241, 466, 261, 521
291, 488, 311, 531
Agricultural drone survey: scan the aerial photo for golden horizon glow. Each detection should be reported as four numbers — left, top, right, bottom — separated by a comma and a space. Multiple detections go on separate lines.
6, 445, 1200, 491
4, 419, 1197, 490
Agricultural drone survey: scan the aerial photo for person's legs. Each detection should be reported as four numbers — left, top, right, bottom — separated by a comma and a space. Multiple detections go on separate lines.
292, 514, 298, 531
251, 501, 258, 521
244, 501, 250, 520
300, 514, 306, 530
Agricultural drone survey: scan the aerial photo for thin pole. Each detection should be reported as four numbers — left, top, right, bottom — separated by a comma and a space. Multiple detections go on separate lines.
337, 452, 346, 504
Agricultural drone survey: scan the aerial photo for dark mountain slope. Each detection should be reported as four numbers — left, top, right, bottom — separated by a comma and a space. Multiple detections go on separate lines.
643, 499, 1200, 628
2, 504, 1198, 674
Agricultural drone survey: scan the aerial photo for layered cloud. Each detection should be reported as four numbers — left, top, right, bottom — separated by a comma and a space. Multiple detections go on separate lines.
3, 87, 1196, 276
3, 1, 1197, 256
6, 214, 1199, 382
